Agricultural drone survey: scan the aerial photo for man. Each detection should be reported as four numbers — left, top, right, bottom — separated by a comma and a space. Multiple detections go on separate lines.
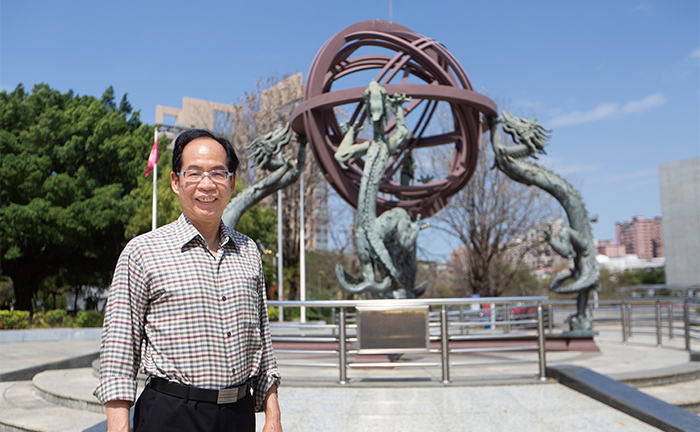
94, 129, 282, 432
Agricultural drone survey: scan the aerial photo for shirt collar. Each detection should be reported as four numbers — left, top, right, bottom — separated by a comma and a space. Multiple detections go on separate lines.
173, 214, 234, 251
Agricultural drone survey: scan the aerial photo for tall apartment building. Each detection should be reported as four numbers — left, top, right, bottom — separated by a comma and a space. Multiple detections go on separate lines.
596, 240, 627, 258
615, 216, 664, 259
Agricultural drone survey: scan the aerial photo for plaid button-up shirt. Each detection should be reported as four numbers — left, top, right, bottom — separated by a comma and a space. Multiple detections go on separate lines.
94, 214, 280, 412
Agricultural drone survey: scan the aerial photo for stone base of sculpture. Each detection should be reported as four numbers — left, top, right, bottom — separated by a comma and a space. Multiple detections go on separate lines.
565, 315, 596, 333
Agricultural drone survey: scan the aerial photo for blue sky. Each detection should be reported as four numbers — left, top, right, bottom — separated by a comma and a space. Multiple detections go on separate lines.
2, 0, 698, 260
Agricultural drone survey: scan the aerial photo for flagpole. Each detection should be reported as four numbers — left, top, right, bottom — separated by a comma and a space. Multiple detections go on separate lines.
151, 128, 158, 231
277, 189, 284, 322
299, 171, 306, 323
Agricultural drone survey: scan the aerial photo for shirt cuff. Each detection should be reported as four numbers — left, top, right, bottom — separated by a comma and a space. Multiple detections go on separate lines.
94, 376, 138, 406
252, 369, 281, 412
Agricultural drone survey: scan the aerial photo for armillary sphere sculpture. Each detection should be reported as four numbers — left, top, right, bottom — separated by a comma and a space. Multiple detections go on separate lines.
291, 20, 497, 298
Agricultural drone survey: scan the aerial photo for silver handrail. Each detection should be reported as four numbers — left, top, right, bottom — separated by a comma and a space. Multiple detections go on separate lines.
269, 296, 549, 384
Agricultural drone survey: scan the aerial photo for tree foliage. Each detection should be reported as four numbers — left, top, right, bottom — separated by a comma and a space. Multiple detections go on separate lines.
0, 84, 152, 311
617, 267, 666, 286
598, 267, 666, 299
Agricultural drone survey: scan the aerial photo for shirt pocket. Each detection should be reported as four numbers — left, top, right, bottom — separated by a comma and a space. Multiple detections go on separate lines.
236, 279, 259, 316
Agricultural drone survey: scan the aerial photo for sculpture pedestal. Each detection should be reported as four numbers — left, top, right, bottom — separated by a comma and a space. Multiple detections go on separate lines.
546, 331, 599, 352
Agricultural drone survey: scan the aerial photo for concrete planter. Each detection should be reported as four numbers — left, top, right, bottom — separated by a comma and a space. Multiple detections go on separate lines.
0, 328, 102, 343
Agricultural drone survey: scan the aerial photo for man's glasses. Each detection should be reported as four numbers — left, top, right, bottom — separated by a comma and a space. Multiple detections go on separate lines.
177, 170, 233, 183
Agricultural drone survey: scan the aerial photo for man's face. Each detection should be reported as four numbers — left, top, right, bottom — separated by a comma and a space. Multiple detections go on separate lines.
170, 137, 235, 229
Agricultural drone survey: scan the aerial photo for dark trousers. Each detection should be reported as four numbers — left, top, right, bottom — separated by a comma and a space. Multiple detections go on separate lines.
134, 386, 255, 432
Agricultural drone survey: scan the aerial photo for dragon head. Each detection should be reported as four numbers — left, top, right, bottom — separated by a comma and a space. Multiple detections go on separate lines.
363, 80, 388, 125
500, 112, 551, 157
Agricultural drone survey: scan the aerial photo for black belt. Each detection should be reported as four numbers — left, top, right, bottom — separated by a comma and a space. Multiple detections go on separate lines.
147, 377, 250, 404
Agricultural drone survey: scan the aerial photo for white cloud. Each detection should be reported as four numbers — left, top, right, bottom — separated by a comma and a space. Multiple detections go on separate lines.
585, 168, 658, 190
538, 155, 602, 176
632, 3, 651, 13
623, 177, 658, 189
621, 94, 666, 114
602, 168, 657, 183
548, 93, 666, 127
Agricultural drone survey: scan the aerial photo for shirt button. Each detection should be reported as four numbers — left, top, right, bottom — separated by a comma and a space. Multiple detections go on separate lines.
227, 331, 232, 337
222, 295, 227, 301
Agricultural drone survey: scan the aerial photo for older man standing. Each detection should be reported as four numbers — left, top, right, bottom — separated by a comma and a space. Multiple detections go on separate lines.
95, 129, 281, 432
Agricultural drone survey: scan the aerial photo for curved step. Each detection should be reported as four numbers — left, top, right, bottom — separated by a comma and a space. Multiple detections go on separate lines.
33, 368, 105, 413
32, 369, 144, 414
640, 379, 700, 414
615, 362, 700, 387
0, 381, 107, 432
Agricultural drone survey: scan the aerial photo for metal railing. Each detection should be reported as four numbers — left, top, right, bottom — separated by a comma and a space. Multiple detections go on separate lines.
268, 297, 549, 384
522, 297, 699, 350
613, 297, 700, 349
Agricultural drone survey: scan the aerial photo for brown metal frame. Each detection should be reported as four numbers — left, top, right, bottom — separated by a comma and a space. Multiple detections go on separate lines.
291, 20, 497, 218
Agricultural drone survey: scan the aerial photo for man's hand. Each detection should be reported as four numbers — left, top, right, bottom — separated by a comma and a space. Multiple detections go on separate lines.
105, 400, 130, 432
262, 384, 282, 432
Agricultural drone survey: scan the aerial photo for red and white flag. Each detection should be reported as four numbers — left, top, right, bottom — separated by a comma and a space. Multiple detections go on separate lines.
145, 129, 159, 177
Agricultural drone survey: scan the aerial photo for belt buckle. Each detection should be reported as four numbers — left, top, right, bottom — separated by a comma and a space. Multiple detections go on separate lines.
216, 385, 243, 404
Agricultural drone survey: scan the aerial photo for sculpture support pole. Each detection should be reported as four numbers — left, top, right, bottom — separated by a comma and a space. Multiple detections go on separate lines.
278, 190, 284, 322
300, 171, 306, 323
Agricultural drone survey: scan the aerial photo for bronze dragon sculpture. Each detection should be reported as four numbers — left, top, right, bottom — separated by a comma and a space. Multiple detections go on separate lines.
488, 113, 600, 331
222, 122, 306, 229
334, 81, 427, 298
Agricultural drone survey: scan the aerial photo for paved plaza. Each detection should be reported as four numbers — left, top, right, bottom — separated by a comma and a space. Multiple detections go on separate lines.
1, 325, 698, 431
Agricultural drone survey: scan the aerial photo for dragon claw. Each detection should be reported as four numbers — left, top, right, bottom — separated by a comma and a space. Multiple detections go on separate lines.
335, 264, 392, 294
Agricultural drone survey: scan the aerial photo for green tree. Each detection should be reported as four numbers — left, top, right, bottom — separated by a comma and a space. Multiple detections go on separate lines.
0, 84, 152, 311
236, 201, 278, 293
617, 268, 666, 286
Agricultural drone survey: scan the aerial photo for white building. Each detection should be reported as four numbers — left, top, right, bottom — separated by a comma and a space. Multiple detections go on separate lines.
596, 254, 665, 273
659, 158, 700, 287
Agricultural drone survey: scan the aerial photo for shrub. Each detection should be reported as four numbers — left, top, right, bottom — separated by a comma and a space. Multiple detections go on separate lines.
61, 314, 76, 328
45, 309, 68, 327
31, 311, 49, 328
0, 310, 31, 329
268, 306, 279, 321
76, 310, 104, 328
306, 307, 331, 321
32, 310, 70, 328
276, 306, 331, 322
